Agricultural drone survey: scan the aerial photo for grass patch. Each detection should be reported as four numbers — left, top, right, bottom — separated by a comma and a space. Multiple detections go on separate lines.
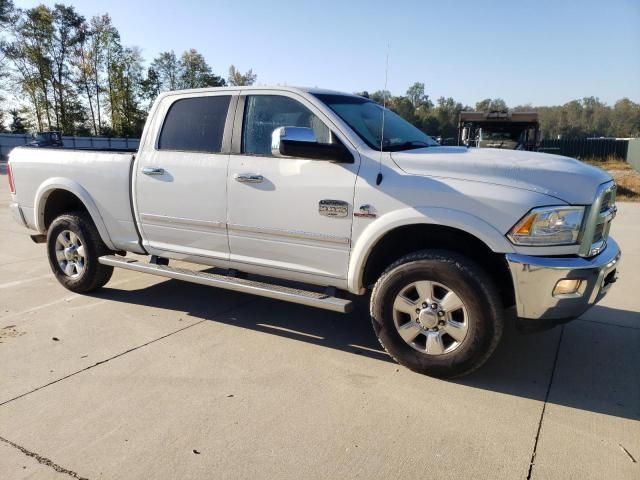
583, 157, 640, 201
614, 173, 640, 201
585, 159, 632, 171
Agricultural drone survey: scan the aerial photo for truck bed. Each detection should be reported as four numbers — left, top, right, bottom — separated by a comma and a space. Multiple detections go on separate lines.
8, 146, 141, 253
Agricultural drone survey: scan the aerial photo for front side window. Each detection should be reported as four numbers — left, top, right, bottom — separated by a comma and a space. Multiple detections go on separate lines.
158, 95, 231, 153
242, 95, 331, 155
312, 93, 439, 151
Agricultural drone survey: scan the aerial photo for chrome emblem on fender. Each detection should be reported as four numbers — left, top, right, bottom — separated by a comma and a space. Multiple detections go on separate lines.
319, 200, 349, 218
354, 204, 377, 218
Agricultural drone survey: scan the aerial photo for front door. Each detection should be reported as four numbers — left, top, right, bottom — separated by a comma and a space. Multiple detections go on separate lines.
134, 92, 234, 261
226, 92, 359, 281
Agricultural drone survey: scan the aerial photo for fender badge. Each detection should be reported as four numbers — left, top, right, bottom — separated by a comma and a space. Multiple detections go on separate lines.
354, 204, 377, 218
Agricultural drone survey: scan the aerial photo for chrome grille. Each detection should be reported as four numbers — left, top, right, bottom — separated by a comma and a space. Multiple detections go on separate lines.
600, 191, 612, 213
593, 223, 604, 243
579, 182, 617, 257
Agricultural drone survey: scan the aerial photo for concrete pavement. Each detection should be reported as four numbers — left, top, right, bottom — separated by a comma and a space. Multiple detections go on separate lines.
0, 166, 638, 479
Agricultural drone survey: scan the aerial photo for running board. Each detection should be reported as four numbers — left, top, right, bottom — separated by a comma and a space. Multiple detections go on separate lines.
98, 255, 353, 313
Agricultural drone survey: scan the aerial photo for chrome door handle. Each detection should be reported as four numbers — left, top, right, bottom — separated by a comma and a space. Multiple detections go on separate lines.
142, 167, 164, 176
234, 173, 264, 183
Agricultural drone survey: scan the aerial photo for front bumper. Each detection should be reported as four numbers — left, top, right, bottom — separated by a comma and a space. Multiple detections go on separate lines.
506, 238, 621, 322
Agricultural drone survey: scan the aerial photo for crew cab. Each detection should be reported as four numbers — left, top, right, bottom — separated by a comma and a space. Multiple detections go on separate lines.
7, 86, 621, 378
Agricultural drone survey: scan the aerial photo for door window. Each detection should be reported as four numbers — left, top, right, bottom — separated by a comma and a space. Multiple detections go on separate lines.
242, 95, 331, 155
158, 95, 231, 153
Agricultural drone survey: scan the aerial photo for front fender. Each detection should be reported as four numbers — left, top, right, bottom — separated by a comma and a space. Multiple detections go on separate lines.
347, 206, 515, 293
34, 177, 116, 250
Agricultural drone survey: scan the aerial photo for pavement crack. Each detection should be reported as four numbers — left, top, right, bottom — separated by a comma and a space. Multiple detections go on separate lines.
619, 444, 637, 463
0, 435, 90, 479
576, 318, 640, 331
0, 299, 253, 408
526, 325, 564, 480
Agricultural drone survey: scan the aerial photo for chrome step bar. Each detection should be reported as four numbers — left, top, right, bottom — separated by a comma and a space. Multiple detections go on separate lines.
98, 255, 353, 313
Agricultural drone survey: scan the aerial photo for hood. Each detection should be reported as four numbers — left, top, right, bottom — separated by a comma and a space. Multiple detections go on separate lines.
391, 147, 612, 204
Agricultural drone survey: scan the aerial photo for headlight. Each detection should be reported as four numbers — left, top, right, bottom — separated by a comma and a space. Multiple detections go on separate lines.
508, 206, 584, 246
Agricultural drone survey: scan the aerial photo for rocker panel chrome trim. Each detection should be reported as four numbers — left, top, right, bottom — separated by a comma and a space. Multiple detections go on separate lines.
139, 213, 226, 231
227, 223, 350, 245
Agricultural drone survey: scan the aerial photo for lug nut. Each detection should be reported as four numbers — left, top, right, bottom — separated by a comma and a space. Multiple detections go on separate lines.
415, 308, 421, 314
438, 320, 445, 326
437, 310, 445, 317
431, 303, 438, 309
422, 303, 428, 308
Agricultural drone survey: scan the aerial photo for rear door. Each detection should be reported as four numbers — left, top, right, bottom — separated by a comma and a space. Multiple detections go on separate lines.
134, 92, 236, 261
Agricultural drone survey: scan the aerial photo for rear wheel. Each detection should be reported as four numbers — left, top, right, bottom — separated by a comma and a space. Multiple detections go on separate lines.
370, 250, 504, 378
46, 212, 114, 293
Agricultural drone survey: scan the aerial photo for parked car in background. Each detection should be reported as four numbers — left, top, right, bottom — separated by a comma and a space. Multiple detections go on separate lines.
28, 131, 64, 148
459, 112, 540, 150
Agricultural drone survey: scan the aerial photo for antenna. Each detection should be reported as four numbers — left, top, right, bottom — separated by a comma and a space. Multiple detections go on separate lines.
376, 45, 390, 186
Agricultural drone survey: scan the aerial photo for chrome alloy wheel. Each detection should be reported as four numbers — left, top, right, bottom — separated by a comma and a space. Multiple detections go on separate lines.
54, 230, 86, 278
392, 280, 469, 355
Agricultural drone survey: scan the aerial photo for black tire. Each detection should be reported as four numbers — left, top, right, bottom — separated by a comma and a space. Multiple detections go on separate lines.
46, 212, 114, 293
370, 250, 504, 378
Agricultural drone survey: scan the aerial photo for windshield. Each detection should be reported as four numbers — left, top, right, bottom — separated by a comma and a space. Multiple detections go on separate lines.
479, 128, 522, 142
312, 93, 439, 151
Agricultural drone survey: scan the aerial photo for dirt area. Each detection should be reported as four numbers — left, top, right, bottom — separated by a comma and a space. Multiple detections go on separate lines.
585, 160, 640, 201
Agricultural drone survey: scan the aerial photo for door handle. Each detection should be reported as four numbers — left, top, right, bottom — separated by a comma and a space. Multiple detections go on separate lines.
234, 173, 264, 184
142, 167, 164, 176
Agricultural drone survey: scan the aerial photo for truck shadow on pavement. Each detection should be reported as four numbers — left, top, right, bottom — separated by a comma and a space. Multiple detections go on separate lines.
95, 280, 639, 421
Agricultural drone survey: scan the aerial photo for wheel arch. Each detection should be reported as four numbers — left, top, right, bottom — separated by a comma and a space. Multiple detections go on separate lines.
348, 207, 516, 306
35, 178, 115, 250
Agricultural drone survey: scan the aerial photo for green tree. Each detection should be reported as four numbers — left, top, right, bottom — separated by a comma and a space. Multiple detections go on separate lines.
179, 49, 225, 89
0, 0, 14, 23
150, 50, 180, 91
406, 82, 431, 109
227, 65, 256, 86
611, 98, 640, 137
475, 98, 508, 112
9, 108, 29, 133
71, 20, 99, 134
50, 4, 85, 133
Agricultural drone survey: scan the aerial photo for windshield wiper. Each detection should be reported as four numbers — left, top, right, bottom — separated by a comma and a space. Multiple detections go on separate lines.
384, 141, 432, 152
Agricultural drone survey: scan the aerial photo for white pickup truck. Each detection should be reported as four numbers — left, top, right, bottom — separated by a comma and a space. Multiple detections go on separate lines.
7, 86, 621, 377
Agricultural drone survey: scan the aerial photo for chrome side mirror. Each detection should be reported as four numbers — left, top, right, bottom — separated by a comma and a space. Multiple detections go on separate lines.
270, 126, 353, 163
271, 127, 317, 158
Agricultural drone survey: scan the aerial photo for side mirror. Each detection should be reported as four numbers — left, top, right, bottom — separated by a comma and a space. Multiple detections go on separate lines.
271, 126, 353, 163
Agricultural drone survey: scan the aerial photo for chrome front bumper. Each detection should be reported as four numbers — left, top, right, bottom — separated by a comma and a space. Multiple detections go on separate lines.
506, 238, 621, 321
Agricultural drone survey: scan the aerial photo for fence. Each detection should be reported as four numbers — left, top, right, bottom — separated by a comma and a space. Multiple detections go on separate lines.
538, 138, 629, 160
0, 133, 140, 161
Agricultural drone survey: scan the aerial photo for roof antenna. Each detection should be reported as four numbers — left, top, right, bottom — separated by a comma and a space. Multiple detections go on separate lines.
376, 44, 390, 186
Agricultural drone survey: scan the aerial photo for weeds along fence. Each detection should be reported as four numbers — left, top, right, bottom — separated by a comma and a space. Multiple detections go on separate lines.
0, 133, 140, 161
538, 138, 629, 160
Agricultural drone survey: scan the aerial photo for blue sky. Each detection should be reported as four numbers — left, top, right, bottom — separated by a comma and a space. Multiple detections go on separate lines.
15, 0, 640, 106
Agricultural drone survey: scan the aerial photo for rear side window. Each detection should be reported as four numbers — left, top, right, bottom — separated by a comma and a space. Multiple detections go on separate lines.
158, 96, 231, 153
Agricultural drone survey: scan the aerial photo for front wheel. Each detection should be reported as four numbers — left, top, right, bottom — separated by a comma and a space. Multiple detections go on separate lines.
46, 212, 114, 293
370, 250, 504, 378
